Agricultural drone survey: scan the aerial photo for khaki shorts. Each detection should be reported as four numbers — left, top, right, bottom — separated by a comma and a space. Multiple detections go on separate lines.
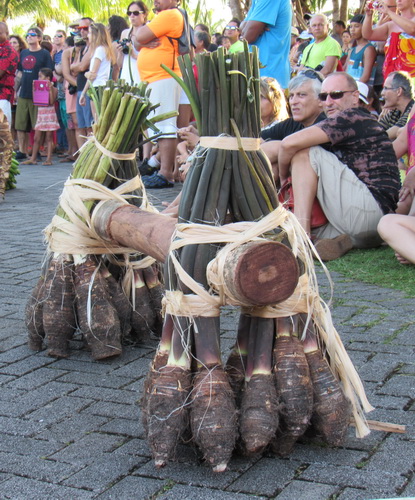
309, 146, 383, 248
147, 78, 181, 139
15, 97, 38, 132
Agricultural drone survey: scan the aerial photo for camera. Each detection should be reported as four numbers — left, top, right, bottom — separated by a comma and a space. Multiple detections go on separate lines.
117, 38, 130, 55
68, 84, 78, 95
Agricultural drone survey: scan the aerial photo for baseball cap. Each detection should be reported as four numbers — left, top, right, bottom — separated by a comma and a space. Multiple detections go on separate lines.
298, 30, 313, 40
357, 81, 369, 105
69, 19, 81, 28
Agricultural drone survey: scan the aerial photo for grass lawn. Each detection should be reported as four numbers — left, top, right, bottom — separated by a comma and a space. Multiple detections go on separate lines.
324, 245, 415, 298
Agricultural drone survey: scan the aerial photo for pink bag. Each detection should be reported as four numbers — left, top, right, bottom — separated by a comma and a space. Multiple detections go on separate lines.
33, 80, 50, 106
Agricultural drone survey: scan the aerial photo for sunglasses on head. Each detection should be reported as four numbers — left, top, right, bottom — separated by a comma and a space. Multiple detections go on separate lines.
127, 10, 144, 15
26, 33, 38, 37
225, 26, 238, 30
318, 90, 355, 101
299, 69, 323, 83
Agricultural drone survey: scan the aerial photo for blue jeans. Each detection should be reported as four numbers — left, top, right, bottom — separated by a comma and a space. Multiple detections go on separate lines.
76, 91, 93, 129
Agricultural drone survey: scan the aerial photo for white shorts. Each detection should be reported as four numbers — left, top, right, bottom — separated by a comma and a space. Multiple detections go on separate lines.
0, 100, 11, 129
309, 146, 384, 248
147, 78, 181, 139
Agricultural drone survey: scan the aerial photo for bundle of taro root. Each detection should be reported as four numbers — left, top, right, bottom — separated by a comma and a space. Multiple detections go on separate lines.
25, 81, 166, 360
141, 46, 372, 472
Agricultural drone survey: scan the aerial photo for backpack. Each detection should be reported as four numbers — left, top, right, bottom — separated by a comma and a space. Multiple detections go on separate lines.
167, 7, 195, 56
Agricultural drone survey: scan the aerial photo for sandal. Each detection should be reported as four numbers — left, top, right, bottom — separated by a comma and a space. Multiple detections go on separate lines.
143, 172, 174, 189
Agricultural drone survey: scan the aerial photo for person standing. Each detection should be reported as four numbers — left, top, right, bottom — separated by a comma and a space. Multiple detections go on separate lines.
0, 22, 18, 128
241, 0, 291, 89
346, 14, 377, 84
117, 2, 148, 85
70, 18, 94, 146
135, 0, 184, 188
14, 27, 53, 159
52, 30, 68, 154
362, 0, 415, 79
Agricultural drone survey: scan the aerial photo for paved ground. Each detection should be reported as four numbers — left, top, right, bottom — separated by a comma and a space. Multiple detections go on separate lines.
0, 161, 414, 500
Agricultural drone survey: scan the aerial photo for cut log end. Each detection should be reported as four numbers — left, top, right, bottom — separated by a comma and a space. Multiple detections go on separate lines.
221, 241, 299, 306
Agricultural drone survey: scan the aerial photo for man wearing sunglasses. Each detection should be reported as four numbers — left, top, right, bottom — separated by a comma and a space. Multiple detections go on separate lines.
278, 72, 401, 260
14, 27, 53, 160
223, 19, 244, 54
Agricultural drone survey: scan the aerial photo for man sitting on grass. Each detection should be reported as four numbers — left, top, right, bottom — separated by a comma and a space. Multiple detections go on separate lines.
278, 72, 401, 261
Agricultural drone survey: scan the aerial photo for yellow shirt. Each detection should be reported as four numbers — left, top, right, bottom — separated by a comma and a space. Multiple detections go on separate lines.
137, 9, 183, 83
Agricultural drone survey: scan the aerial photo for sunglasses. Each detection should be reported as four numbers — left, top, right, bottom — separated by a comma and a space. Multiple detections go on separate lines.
54, 34, 64, 38
299, 69, 323, 83
78, 26, 89, 30
318, 90, 355, 101
26, 33, 38, 37
225, 26, 238, 30
383, 86, 399, 91
127, 10, 144, 15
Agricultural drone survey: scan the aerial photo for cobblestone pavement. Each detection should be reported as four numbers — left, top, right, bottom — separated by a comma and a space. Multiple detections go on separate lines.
0, 163, 414, 500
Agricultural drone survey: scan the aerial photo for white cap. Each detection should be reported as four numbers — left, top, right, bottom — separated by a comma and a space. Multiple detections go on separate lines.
298, 30, 313, 40
356, 81, 369, 105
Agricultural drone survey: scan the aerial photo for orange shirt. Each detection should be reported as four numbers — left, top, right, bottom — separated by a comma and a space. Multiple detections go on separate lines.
137, 8, 183, 83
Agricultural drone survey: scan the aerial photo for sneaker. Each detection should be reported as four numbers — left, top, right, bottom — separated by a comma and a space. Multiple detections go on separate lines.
314, 234, 353, 262
139, 158, 158, 177
15, 151, 27, 160
143, 172, 174, 189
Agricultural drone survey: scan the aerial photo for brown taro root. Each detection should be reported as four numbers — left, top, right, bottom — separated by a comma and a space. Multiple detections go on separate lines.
42, 256, 76, 358
101, 264, 131, 339
303, 319, 352, 447
130, 268, 156, 340
272, 316, 313, 457
146, 364, 192, 468
26, 276, 46, 351
141, 315, 173, 433
190, 364, 238, 472
239, 317, 279, 455
74, 255, 122, 360
142, 264, 164, 338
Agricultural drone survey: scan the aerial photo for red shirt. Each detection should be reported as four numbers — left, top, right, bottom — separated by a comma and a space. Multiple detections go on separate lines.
0, 40, 18, 102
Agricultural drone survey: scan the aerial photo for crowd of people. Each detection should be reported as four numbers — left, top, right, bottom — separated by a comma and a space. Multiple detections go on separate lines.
1, 0, 415, 263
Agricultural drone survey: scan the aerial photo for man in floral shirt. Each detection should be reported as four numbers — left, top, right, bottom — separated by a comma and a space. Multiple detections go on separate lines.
0, 22, 18, 127
278, 72, 401, 261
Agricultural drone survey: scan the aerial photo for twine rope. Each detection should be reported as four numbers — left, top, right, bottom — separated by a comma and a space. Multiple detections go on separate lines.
44, 176, 152, 256
78, 134, 138, 160
199, 135, 260, 151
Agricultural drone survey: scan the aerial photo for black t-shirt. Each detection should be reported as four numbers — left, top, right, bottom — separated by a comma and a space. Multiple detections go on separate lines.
18, 48, 53, 99
261, 112, 326, 141
316, 107, 400, 214
76, 46, 89, 92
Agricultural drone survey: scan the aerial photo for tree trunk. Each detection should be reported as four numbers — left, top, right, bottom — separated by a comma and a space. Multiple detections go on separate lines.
227, 0, 247, 20
332, 0, 340, 22
340, 0, 349, 20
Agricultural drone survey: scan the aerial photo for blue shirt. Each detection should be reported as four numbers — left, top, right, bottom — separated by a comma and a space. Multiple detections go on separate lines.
245, 0, 291, 88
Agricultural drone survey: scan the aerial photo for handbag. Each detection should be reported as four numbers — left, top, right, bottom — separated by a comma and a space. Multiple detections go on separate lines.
33, 80, 50, 107
278, 177, 328, 229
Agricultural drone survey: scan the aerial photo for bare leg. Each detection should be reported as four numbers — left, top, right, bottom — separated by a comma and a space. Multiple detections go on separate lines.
22, 131, 43, 164
158, 137, 177, 183
290, 148, 317, 236
43, 132, 53, 164
17, 130, 29, 154
378, 212, 415, 265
